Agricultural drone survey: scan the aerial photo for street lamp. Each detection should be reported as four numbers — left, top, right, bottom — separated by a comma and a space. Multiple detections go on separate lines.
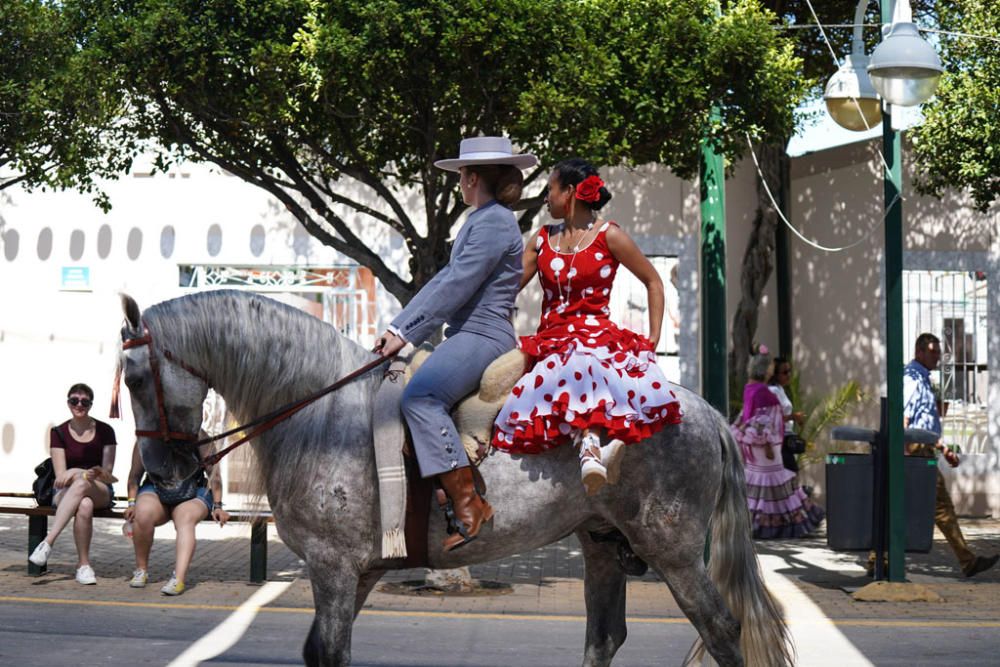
823, 0, 944, 584
868, 2, 943, 107
824, 0, 942, 131
824, 1, 882, 131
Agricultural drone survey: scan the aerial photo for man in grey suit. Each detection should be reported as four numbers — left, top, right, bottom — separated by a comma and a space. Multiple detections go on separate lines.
374, 136, 537, 551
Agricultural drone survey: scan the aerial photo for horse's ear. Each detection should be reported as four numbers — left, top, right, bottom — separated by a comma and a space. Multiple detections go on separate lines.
121, 293, 141, 332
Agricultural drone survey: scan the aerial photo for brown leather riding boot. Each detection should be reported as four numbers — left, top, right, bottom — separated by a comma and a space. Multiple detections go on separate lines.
437, 466, 494, 552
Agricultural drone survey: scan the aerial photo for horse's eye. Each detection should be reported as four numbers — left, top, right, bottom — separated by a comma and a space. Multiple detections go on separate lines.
124, 374, 144, 389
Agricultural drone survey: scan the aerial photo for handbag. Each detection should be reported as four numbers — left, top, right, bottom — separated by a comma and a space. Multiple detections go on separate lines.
154, 471, 205, 505
783, 433, 807, 455
33, 457, 56, 506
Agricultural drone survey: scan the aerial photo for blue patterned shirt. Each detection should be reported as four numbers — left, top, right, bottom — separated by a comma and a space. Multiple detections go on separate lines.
903, 359, 941, 436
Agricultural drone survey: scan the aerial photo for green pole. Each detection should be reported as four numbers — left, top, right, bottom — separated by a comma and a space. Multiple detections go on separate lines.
881, 3, 906, 584
700, 107, 728, 415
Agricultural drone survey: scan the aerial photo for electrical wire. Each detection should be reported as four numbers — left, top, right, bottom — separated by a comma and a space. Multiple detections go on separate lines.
745, 133, 896, 253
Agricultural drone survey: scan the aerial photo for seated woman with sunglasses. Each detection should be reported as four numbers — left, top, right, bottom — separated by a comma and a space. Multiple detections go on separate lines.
29, 383, 118, 584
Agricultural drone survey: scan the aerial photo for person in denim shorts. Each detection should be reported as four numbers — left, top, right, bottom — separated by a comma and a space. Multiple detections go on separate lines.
122, 438, 229, 595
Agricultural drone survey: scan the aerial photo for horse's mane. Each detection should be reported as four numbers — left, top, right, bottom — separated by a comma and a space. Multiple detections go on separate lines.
141, 289, 379, 501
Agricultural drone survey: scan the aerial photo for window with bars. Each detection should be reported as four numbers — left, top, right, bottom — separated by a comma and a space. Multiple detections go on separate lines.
903, 270, 989, 453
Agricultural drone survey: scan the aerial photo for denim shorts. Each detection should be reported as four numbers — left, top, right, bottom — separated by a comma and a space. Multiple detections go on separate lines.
138, 482, 213, 512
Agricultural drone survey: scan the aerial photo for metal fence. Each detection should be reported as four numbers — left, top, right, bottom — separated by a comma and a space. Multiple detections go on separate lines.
903, 270, 990, 453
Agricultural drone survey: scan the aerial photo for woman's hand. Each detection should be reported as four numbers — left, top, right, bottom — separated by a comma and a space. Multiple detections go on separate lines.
123, 505, 136, 521
792, 411, 806, 426
87, 466, 118, 484
373, 331, 406, 358
55, 468, 82, 488
212, 507, 230, 527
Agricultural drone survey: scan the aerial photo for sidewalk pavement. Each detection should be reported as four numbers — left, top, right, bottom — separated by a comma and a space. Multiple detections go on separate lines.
1, 513, 997, 623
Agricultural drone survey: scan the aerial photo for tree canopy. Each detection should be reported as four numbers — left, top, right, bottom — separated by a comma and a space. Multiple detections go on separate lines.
0, 1, 125, 205
911, 0, 1000, 211
21, 0, 804, 304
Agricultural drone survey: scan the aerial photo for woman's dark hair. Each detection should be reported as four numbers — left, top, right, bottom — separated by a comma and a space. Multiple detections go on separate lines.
552, 158, 613, 211
67, 383, 94, 400
467, 164, 524, 208
769, 357, 790, 385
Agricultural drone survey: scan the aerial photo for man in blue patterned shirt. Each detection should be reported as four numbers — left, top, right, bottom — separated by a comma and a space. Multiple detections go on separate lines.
903, 333, 997, 577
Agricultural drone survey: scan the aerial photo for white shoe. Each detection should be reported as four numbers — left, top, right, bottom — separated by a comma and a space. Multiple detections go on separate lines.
160, 572, 185, 596
129, 569, 148, 588
29, 541, 51, 566
75, 565, 97, 585
579, 434, 607, 496
601, 439, 626, 485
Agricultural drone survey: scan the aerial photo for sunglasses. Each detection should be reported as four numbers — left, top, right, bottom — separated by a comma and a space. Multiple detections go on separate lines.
67, 397, 93, 408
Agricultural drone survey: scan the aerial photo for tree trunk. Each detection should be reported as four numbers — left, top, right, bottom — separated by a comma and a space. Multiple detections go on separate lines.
728, 141, 788, 409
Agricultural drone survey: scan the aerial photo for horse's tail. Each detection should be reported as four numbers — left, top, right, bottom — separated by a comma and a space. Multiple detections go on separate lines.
686, 416, 794, 667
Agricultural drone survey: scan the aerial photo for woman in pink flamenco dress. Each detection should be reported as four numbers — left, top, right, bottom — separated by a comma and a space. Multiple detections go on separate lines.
733, 345, 824, 538
492, 159, 682, 494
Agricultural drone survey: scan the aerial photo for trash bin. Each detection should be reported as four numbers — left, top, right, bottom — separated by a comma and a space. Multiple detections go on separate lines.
825, 453, 938, 552
826, 453, 873, 550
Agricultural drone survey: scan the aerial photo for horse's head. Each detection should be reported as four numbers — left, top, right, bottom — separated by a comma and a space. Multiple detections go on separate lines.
119, 294, 209, 486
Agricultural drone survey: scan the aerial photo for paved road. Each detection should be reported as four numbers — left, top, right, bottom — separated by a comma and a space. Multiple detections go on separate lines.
1, 594, 998, 666
2, 514, 999, 665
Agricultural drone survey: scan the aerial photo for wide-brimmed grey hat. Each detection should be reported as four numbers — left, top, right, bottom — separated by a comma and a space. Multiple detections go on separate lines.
434, 136, 538, 172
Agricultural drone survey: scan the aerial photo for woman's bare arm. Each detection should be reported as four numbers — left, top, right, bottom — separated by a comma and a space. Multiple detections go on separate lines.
606, 225, 664, 348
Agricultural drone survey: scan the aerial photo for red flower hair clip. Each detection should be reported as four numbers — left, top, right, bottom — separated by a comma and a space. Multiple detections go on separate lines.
574, 175, 604, 203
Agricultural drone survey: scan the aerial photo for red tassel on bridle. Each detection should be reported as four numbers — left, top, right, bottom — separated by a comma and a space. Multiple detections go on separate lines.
109, 356, 122, 419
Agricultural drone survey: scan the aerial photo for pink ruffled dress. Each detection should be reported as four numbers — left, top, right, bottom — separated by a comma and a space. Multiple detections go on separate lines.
492, 222, 682, 454
732, 382, 824, 539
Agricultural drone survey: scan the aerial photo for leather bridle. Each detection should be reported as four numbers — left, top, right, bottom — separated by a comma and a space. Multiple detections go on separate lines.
118, 321, 392, 467
122, 325, 210, 445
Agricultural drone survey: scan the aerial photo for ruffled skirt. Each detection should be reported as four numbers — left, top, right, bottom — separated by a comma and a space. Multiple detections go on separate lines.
743, 458, 825, 539
492, 340, 682, 454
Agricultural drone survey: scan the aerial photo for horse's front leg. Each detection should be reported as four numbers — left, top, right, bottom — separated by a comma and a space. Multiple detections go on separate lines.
576, 528, 628, 667
303, 563, 364, 667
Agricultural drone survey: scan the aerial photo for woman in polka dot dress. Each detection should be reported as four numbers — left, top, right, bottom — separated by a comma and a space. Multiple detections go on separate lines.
492, 159, 682, 494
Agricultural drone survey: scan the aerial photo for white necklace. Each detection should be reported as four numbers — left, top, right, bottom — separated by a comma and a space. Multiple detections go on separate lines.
552, 219, 595, 307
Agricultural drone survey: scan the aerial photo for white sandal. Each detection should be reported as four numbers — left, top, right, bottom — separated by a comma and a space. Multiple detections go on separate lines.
600, 439, 625, 485
579, 433, 607, 496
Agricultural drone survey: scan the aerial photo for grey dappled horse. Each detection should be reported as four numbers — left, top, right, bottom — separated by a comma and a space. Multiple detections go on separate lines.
118, 290, 791, 667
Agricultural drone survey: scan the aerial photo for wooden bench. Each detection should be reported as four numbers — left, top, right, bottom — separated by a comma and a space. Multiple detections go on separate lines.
0, 492, 272, 583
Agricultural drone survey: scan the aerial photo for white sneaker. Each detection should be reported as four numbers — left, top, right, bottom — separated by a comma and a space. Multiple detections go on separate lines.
29, 541, 51, 566
129, 569, 148, 588
160, 572, 185, 596
601, 439, 626, 485
75, 564, 97, 585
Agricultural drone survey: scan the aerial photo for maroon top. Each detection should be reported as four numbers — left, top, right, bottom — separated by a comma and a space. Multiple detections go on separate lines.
50, 420, 117, 469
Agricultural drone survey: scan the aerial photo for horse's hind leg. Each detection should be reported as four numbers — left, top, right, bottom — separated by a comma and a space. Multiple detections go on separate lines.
576, 528, 627, 667
302, 565, 362, 667
655, 560, 742, 667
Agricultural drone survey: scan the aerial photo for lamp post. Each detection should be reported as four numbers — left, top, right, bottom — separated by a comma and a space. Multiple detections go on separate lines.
823, 0, 942, 583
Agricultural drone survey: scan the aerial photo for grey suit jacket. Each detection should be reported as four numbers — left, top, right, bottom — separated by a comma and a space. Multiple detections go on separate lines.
391, 200, 523, 346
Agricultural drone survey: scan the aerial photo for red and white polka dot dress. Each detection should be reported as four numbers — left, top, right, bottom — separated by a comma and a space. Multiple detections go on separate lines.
492, 222, 682, 455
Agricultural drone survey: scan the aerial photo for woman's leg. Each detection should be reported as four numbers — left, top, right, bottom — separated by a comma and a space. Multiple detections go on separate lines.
72, 497, 95, 567
133, 493, 169, 572
45, 478, 89, 545
401, 331, 510, 550
46, 477, 111, 547
171, 499, 209, 584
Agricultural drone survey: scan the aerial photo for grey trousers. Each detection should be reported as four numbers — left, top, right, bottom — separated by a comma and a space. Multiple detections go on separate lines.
402, 330, 513, 478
